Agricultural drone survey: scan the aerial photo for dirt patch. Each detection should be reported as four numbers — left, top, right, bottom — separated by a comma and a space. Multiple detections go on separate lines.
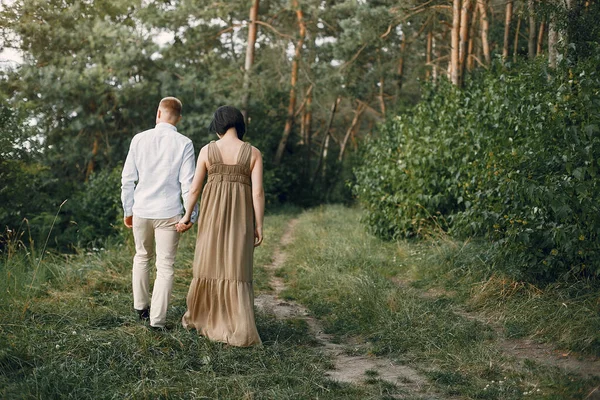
455, 309, 600, 379
255, 218, 436, 395
390, 277, 600, 379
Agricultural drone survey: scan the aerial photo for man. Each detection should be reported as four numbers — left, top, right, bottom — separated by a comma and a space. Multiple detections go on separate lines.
121, 97, 198, 329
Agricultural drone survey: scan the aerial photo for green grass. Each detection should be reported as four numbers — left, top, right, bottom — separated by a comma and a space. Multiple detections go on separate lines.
278, 205, 600, 399
414, 236, 600, 356
0, 206, 406, 399
2, 205, 600, 399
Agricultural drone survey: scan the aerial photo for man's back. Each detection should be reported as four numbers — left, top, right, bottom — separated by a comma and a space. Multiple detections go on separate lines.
121, 122, 196, 220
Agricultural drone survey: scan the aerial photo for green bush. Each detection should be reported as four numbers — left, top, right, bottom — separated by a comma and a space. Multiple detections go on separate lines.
65, 167, 123, 247
353, 80, 468, 239
354, 49, 600, 281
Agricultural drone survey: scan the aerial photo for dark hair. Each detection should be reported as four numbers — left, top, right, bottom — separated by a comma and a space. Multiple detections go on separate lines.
208, 106, 246, 139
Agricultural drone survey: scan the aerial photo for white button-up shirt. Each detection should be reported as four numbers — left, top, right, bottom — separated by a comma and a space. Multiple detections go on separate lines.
121, 122, 198, 222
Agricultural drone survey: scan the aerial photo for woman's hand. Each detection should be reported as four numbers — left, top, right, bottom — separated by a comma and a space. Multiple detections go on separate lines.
254, 226, 263, 247
176, 217, 194, 233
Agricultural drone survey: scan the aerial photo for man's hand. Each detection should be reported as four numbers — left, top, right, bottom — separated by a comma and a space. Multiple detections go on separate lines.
254, 226, 263, 247
176, 218, 194, 233
124, 216, 133, 229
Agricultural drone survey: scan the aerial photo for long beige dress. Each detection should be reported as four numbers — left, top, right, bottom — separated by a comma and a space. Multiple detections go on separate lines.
182, 141, 261, 346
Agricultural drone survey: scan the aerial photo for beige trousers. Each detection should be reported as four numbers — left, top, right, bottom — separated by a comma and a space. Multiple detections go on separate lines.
132, 215, 180, 327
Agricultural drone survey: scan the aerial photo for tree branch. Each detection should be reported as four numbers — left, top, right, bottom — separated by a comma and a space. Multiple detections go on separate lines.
255, 20, 295, 40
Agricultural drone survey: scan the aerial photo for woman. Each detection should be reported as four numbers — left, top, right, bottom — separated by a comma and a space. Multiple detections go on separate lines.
177, 106, 264, 347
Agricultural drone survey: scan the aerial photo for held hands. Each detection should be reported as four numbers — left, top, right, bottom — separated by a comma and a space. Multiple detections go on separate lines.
254, 226, 263, 247
176, 217, 194, 233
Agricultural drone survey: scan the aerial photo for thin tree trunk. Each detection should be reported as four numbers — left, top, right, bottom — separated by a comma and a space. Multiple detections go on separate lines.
397, 38, 407, 92
432, 35, 438, 82
85, 136, 99, 181
313, 96, 340, 184
338, 103, 366, 162
537, 20, 545, 55
477, 0, 491, 65
467, 2, 478, 71
548, 20, 558, 68
513, 15, 521, 63
459, 0, 472, 83
241, 0, 260, 125
379, 76, 386, 116
528, 0, 536, 59
274, 0, 305, 166
303, 32, 314, 154
321, 135, 330, 179
451, 0, 461, 85
426, 29, 433, 80
377, 51, 386, 116
304, 91, 313, 173
503, 0, 513, 60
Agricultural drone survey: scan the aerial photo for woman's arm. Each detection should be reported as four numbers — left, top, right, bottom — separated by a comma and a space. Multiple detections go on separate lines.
177, 146, 208, 232
250, 147, 264, 246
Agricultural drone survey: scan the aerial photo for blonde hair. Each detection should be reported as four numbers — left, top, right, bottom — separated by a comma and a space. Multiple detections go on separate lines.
159, 97, 182, 120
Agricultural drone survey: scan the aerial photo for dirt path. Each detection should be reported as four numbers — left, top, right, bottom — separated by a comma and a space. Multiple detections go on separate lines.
254, 219, 437, 396
395, 278, 600, 380
453, 308, 600, 380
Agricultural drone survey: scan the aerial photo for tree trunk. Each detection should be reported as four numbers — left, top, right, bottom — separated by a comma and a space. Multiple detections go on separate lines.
303, 91, 313, 173
548, 20, 558, 68
321, 135, 330, 179
274, 0, 305, 166
313, 96, 341, 184
379, 76, 386, 116
537, 20, 545, 55
503, 0, 513, 60
241, 0, 260, 125
459, 0, 472, 82
377, 51, 386, 116
432, 35, 439, 82
451, 0, 461, 85
339, 103, 366, 162
397, 38, 407, 92
85, 136, 99, 181
477, 0, 491, 65
528, 0, 536, 59
467, 2, 478, 71
513, 15, 521, 63
426, 29, 433, 80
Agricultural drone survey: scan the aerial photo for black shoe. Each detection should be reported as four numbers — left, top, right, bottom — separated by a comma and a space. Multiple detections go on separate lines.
136, 308, 150, 321
149, 325, 167, 332
149, 322, 173, 332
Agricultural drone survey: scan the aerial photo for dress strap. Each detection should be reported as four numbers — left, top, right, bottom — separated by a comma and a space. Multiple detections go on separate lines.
236, 142, 252, 168
208, 141, 222, 165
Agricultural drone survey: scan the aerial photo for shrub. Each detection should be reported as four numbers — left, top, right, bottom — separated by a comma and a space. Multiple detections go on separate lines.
354, 48, 600, 281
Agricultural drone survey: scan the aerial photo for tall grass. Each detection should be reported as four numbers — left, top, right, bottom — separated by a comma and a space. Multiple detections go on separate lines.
418, 237, 600, 356
1, 206, 406, 399
279, 205, 600, 399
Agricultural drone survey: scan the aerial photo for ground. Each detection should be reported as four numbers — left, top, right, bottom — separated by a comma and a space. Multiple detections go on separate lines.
1, 205, 599, 399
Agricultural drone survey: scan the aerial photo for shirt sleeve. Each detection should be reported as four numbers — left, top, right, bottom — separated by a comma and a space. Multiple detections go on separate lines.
180, 141, 199, 223
121, 139, 138, 217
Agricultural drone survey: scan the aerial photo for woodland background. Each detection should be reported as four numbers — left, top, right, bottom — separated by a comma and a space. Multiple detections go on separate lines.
1, 0, 599, 282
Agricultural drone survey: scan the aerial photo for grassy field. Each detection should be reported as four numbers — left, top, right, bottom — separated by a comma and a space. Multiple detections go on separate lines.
1, 205, 599, 399
277, 206, 600, 399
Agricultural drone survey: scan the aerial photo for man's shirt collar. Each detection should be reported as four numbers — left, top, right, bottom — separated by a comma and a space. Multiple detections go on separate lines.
156, 122, 178, 131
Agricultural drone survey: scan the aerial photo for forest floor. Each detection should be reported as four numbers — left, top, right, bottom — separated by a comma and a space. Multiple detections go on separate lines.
1, 205, 600, 399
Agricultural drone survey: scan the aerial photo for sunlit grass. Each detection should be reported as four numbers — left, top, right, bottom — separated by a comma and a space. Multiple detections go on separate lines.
279, 205, 600, 399
2, 205, 599, 399
0, 206, 405, 399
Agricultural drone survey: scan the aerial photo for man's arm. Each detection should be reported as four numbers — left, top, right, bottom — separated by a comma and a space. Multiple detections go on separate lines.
121, 139, 138, 228
180, 141, 199, 224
